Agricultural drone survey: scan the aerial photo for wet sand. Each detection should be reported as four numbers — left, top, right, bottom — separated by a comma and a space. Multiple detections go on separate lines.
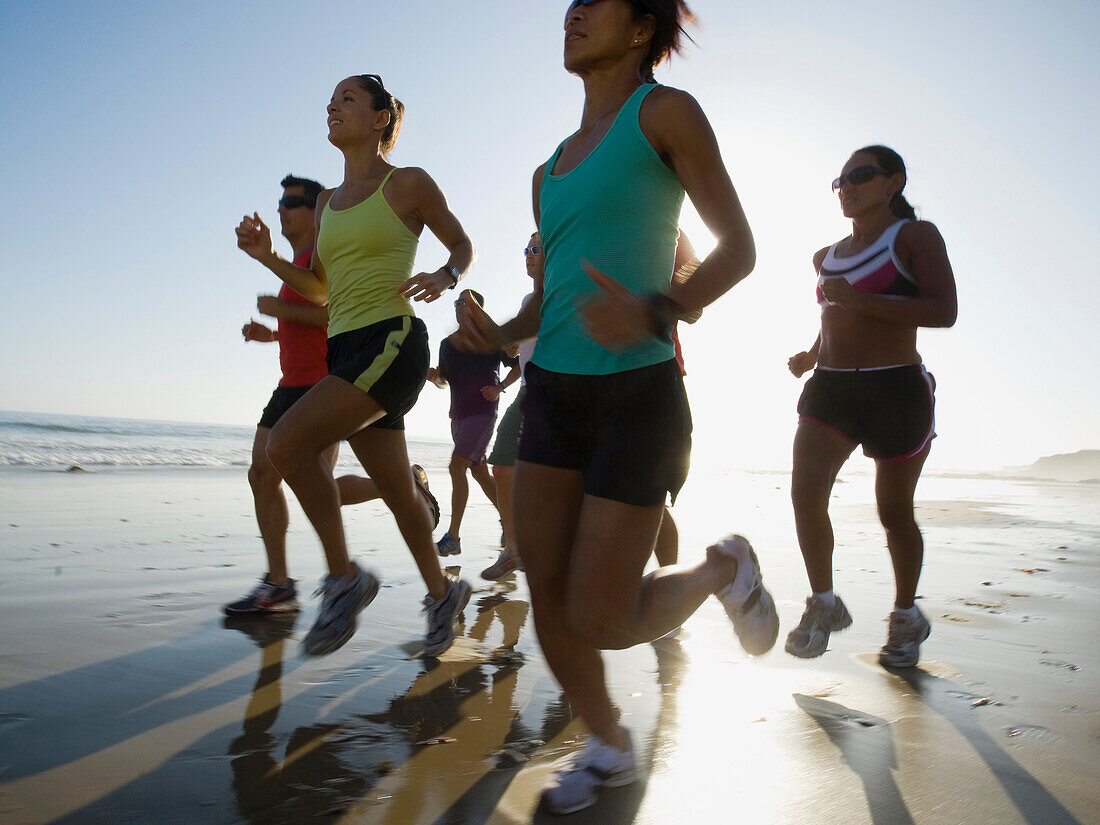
0, 465, 1097, 824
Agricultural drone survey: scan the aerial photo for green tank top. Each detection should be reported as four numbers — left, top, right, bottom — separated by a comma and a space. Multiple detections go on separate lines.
534, 83, 684, 375
317, 168, 418, 336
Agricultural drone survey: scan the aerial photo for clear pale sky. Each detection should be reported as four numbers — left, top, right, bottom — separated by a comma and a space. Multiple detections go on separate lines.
1, 0, 1096, 471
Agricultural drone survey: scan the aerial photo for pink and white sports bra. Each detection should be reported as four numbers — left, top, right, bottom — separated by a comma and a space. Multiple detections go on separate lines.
817, 219, 917, 306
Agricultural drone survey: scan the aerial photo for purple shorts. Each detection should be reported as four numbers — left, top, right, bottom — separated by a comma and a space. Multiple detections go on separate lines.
451, 413, 497, 465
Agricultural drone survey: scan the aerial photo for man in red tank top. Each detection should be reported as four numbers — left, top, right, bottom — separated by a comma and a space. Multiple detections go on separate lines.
225, 175, 332, 616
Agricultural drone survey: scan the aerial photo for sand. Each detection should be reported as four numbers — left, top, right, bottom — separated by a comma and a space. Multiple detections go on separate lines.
0, 465, 1097, 824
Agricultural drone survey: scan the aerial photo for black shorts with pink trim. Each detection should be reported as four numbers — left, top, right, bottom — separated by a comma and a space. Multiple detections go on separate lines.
797, 364, 936, 461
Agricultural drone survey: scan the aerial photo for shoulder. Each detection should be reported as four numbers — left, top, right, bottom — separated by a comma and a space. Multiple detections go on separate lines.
895, 220, 946, 255
390, 166, 436, 192
316, 188, 336, 212
812, 245, 831, 270
639, 86, 713, 154
640, 84, 701, 118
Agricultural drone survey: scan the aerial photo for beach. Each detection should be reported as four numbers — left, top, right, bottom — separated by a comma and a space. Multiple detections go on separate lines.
0, 416, 1098, 824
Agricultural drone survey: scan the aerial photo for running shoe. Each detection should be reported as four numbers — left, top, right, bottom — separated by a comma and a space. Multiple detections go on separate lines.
224, 577, 299, 615
411, 464, 440, 530
436, 532, 461, 557
480, 549, 523, 580
712, 535, 779, 656
422, 578, 472, 657
301, 564, 380, 656
785, 594, 853, 658
879, 606, 931, 668
540, 731, 637, 815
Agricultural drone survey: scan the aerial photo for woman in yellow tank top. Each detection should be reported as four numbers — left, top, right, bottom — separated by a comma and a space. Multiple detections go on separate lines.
235, 74, 475, 659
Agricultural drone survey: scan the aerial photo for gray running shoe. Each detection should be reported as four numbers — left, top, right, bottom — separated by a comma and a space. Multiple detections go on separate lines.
540, 731, 637, 815
411, 464, 440, 530
436, 532, 461, 557
879, 607, 931, 668
785, 594, 853, 658
301, 564, 380, 656
713, 535, 779, 656
422, 578, 472, 657
480, 549, 523, 580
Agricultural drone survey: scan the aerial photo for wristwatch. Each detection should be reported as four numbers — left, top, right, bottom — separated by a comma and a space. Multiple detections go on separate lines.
443, 265, 460, 289
646, 293, 684, 341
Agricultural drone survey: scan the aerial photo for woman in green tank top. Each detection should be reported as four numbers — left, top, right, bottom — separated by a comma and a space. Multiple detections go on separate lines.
235, 74, 475, 659
453, 1, 777, 813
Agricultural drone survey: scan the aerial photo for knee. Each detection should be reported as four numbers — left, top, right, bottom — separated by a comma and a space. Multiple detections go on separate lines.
248, 461, 280, 491
265, 428, 304, 477
791, 478, 827, 514
878, 503, 918, 535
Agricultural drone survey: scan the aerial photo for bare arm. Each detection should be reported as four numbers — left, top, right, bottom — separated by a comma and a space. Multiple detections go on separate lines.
451, 166, 545, 353
788, 248, 828, 377
673, 229, 703, 323
819, 222, 957, 328
397, 168, 475, 303
235, 191, 331, 305
256, 295, 328, 328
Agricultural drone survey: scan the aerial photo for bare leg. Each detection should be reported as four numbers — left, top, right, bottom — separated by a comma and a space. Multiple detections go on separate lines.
653, 507, 678, 567
249, 428, 338, 584
492, 464, 516, 554
875, 446, 930, 609
470, 460, 500, 510
518, 461, 736, 751
336, 475, 380, 506
248, 427, 290, 585
446, 455, 472, 538
790, 421, 857, 593
348, 428, 448, 599
266, 376, 386, 580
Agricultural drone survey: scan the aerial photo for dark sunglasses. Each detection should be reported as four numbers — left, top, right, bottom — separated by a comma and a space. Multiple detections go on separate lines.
831, 165, 889, 192
278, 195, 315, 209
565, 0, 606, 23
524, 245, 542, 256
454, 299, 467, 307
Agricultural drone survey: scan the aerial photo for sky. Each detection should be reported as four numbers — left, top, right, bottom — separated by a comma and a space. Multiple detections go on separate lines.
0, 0, 1097, 471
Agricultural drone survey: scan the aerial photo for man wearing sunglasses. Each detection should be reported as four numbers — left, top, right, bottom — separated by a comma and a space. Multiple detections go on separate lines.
428, 289, 520, 559
226, 174, 332, 616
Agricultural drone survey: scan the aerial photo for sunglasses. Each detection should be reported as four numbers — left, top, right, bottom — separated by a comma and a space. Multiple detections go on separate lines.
278, 195, 315, 209
524, 245, 542, 256
831, 165, 889, 192
454, 299, 467, 307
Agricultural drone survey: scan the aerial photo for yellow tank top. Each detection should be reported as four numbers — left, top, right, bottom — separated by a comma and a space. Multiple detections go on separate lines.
317, 168, 418, 336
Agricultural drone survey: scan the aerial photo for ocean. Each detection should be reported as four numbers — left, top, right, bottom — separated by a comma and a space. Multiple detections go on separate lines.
0, 410, 454, 472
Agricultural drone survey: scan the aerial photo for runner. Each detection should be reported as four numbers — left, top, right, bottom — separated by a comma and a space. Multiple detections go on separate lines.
785, 145, 958, 668
235, 74, 474, 657
453, 1, 777, 813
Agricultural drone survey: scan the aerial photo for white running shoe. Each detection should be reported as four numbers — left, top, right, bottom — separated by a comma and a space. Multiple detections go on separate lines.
785, 594, 853, 658
480, 549, 523, 580
712, 535, 779, 656
422, 578, 472, 657
540, 732, 637, 815
301, 563, 379, 656
879, 606, 931, 668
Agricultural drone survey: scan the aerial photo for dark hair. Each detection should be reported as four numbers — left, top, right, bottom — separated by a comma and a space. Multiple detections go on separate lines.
354, 75, 405, 157
630, 0, 697, 82
280, 174, 323, 206
852, 145, 918, 221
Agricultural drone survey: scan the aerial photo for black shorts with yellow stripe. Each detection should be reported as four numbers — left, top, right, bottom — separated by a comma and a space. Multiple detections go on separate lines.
326, 316, 429, 430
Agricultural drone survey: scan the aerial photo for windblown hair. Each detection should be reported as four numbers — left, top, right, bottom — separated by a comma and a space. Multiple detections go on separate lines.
631, 0, 697, 82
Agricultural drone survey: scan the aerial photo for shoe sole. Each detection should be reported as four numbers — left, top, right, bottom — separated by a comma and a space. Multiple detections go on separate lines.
726, 543, 779, 656
423, 581, 472, 657
412, 464, 441, 530
879, 623, 931, 668
302, 575, 380, 656
223, 599, 300, 616
541, 768, 638, 815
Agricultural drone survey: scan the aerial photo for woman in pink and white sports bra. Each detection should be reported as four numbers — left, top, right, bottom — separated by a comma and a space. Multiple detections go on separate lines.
785, 145, 958, 669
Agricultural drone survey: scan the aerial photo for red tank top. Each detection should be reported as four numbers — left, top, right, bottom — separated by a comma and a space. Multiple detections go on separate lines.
278, 247, 328, 387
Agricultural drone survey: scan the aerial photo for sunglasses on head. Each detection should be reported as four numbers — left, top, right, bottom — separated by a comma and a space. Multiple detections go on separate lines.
524, 245, 542, 256
278, 195, 315, 209
831, 165, 889, 192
